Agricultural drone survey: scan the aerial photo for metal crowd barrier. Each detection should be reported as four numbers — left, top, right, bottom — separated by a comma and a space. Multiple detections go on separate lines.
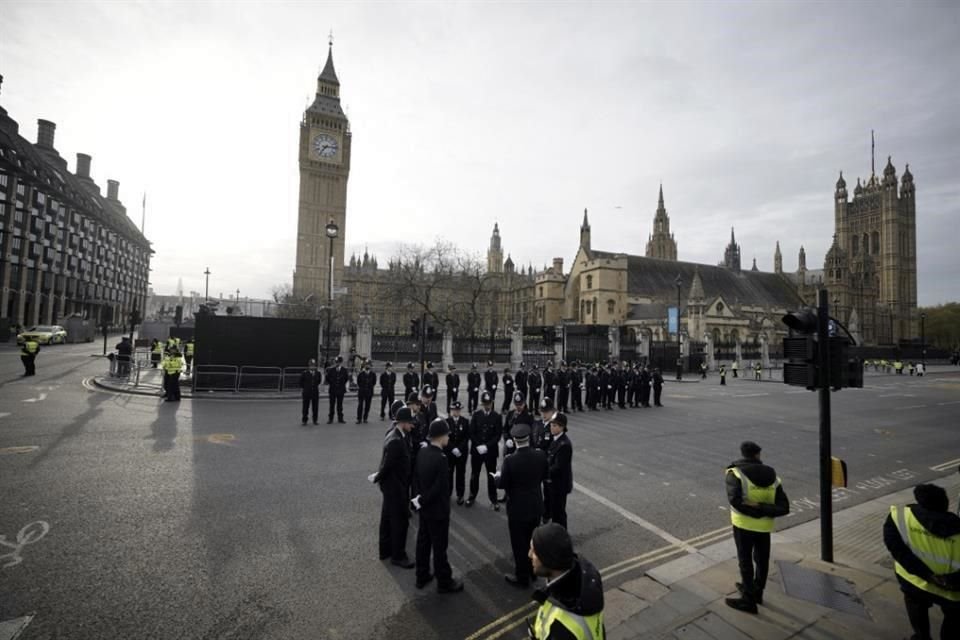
192, 365, 240, 392
281, 367, 307, 392
238, 366, 282, 392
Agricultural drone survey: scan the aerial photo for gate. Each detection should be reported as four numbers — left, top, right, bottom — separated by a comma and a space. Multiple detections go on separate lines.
618, 326, 639, 363
688, 340, 706, 372
648, 341, 680, 373
521, 327, 556, 369
371, 334, 441, 366
564, 325, 609, 365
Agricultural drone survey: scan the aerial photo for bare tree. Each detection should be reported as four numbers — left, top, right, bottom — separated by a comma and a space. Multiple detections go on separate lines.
270, 284, 317, 319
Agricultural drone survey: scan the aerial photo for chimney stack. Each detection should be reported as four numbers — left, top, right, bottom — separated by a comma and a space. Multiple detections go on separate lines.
76, 153, 92, 178
37, 119, 56, 149
107, 179, 119, 201
552, 257, 564, 274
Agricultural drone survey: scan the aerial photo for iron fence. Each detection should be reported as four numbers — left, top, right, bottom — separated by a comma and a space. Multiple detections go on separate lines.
238, 366, 282, 392
193, 365, 239, 392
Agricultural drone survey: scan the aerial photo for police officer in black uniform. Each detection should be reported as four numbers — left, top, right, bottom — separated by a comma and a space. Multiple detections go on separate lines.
534, 398, 558, 523
625, 363, 637, 407
422, 362, 439, 397
483, 361, 499, 408
639, 365, 652, 408
403, 362, 419, 400
420, 385, 439, 426
556, 362, 570, 413
546, 413, 573, 529
379, 362, 397, 420
326, 356, 351, 424
614, 362, 627, 409
598, 364, 612, 410
570, 362, 584, 412
543, 361, 556, 403
504, 392, 534, 460
373, 406, 415, 568
528, 364, 542, 412
467, 363, 481, 414
444, 401, 470, 504
466, 391, 502, 510
585, 365, 598, 410
500, 366, 515, 414
495, 422, 548, 588
515, 362, 528, 405
299, 358, 323, 425
653, 368, 665, 407
356, 359, 376, 424
445, 364, 460, 414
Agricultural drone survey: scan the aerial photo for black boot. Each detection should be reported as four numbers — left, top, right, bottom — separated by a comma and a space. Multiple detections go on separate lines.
736, 582, 763, 605
724, 596, 758, 614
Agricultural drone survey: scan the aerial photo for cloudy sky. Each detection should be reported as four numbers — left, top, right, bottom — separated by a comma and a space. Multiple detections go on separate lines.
3, 1, 958, 304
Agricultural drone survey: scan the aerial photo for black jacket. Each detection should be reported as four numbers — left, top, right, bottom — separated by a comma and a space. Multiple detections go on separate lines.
444, 415, 470, 458
415, 444, 451, 520
557, 369, 570, 389
484, 369, 499, 391
403, 371, 419, 391
502, 372, 515, 396
548, 433, 573, 494
725, 458, 790, 519
515, 369, 528, 393
356, 369, 376, 394
528, 372, 542, 392
446, 373, 460, 393
652, 371, 664, 388
376, 427, 412, 517
326, 366, 351, 395
497, 446, 548, 519
883, 504, 960, 590
467, 371, 481, 393
379, 370, 396, 394
544, 369, 556, 390
505, 408, 534, 443
531, 557, 605, 640
571, 369, 583, 389
469, 409, 502, 455
299, 369, 323, 398
422, 370, 439, 392
639, 369, 651, 387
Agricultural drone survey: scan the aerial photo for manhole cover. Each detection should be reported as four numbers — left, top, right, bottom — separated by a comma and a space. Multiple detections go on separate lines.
778, 561, 870, 619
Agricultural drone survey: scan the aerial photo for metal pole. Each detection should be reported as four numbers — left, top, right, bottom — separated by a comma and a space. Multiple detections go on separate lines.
204, 268, 210, 303
817, 288, 833, 563
676, 282, 683, 380
326, 235, 334, 365
419, 311, 426, 377
921, 313, 926, 368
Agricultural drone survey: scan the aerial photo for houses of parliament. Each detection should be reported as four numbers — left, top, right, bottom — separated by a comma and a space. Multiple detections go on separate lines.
292, 47, 918, 347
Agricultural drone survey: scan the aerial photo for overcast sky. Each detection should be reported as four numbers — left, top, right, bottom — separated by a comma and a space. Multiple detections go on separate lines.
3, 1, 958, 305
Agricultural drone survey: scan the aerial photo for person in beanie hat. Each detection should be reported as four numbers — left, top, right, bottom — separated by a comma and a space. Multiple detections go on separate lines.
495, 423, 548, 588
724, 440, 790, 614
527, 523, 605, 639
884, 483, 960, 640
444, 401, 470, 505
545, 413, 573, 529
412, 418, 464, 593
372, 406, 416, 568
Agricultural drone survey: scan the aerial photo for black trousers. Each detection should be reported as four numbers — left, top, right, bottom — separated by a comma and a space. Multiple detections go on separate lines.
164, 372, 181, 400
486, 387, 497, 407
557, 387, 569, 412
379, 496, 410, 562
732, 526, 770, 599
616, 386, 626, 408
21, 354, 36, 376
302, 395, 319, 422
328, 392, 344, 421
184, 355, 193, 373
508, 517, 539, 582
640, 385, 651, 407
602, 387, 612, 409
467, 390, 479, 414
469, 451, 498, 504
447, 389, 459, 414
548, 487, 568, 529
448, 454, 467, 498
529, 390, 541, 412
571, 387, 583, 411
416, 515, 453, 585
380, 390, 394, 418
901, 580, 960, 640
501, 390, 513, 414
653, 385, 663, 406
357, 392, 372, 421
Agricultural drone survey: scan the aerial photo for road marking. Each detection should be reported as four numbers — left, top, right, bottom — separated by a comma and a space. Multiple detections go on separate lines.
193, 433, 235, 445
0, 614, 35, 640
931, 458, 960, 472
21, 393, 47, 403
573, 482, 698, 553
937, 401, 960, 406
0, 447, 39, 455
0, 521, 50, 569
896, 404, 927, 410
0, 413, 10, 419
734, 393, 769, 398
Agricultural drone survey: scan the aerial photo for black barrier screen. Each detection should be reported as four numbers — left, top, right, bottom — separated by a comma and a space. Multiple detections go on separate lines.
194, 315, 320, 369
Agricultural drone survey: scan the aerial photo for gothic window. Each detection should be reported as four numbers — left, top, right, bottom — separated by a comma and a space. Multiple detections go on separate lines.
593, 297, 598, 323
586, 275, 593, 289
851, 235, 859, 256
580, 300, 585, 322
862, 233, 869, 257
607, 299, 615, 315
730, 329, 739, 344
538, 286, 543, 298
872, 232, 879, 255
716, 301, 724, 313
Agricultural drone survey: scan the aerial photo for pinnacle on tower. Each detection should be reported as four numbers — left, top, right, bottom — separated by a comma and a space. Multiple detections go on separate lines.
319, 37, 340, 86
581, 208, 590, 230
658, 183, 664, 208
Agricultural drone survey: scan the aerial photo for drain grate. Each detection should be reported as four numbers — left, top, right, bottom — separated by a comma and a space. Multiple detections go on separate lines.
777, 561, 870, 619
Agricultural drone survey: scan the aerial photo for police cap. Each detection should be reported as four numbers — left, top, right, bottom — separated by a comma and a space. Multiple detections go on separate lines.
395, 407, 414, 423
512, 423, 532, 442
539, 397, 555, 412
450, 401, 462, 411
480, 391, 492, 404
421, 386, 434, 398
428, 418, 450, 439
407, 392, 421, 404
513, 391, 525, 404
549, 412, 568, 429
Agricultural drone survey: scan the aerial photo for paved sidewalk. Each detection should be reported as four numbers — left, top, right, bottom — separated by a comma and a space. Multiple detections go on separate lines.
603, 474, 960, 640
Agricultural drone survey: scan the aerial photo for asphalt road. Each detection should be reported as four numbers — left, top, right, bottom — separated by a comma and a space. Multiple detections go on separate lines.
1, 341, 958, 639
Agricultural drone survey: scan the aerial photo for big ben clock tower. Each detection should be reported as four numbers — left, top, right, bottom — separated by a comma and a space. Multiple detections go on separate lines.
293, 41, 351, 301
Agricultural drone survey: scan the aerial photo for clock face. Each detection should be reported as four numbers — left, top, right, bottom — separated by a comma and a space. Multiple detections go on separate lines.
312, 133, 339, 158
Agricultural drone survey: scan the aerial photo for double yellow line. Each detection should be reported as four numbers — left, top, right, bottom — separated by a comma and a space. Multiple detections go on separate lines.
464, 525, 731, 640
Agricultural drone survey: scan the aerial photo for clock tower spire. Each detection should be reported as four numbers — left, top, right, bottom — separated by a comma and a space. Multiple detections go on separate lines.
293, 40, 352, 301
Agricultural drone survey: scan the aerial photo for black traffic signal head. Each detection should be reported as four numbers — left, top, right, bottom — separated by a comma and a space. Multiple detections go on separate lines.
782, 308, 818, 334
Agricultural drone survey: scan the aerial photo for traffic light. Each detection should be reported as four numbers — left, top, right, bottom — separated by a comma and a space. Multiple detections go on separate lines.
783, 335, 817, 389
782, 309, 862, 390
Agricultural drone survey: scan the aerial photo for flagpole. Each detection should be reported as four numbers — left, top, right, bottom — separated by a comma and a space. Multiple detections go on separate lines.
141, 191, 146, 235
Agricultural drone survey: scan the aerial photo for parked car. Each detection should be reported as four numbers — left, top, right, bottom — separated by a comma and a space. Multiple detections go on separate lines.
16, 325, 68, 345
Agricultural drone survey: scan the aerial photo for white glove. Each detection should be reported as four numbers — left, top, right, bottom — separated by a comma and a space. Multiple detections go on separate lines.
553, 385, 558, 389
477, 444, 488, 455
493, 385, 497, 390
489, 471, 501, 479
411, 495, 421, 510
420, 441, 428, 448
470, 387, 475, 392
367, 472, 378, 483
505, 439, 515, 449
452, 448, 461, 458
608, 385, 612, 389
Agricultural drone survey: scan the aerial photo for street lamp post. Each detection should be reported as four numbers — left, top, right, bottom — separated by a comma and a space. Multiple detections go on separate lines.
325, 220, 339, 365
675, 275, 683, 380
921, 312, 926, 368
204, 267, 211, 303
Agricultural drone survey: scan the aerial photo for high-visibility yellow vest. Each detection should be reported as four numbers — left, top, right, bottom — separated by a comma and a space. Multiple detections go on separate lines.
895, 361, 904, 371
534, 598, 604, 640
727, 467, 780, 533
152, 342, 163, 354
22, 340, 39, 355
890, 505, 960, 601
162, 357, 183, 375
185, 342, 195, 356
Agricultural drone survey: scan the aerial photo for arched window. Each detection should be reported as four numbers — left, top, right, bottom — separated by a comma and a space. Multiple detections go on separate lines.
730, 329, 740, 344
851, 235, 859, 256
586, 274, 593, 289
862, 233, 869, 257
580, 300, 585, 322
538, 286, 543, 298
592, 297, 598, 323
872, 231, 880, 255
607, 299, 615, 315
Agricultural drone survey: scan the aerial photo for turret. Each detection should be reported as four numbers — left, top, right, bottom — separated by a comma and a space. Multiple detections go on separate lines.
774, 241, 783, 274
722, 227, 741, 273
487, 222, 504, 273
579, 208, 591, 251
798, 245, 807, 272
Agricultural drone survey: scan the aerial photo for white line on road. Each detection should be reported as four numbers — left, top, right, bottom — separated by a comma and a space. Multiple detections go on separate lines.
21, 393, 46, 403
931, 458, 960, 472
0, 614, 35, 640
0, 413, 10, 419
573, 481, 698, 553
937, 401, 960, 406
896, 404, 927, 410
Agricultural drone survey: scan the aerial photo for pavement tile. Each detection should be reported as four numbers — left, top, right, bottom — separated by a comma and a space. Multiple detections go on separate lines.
604, 588, 651, 628
684, 560, 740, 597
670, 618, 717, 640
605, 624, 636, 640
619, 576, 671, 602
647, 552, 717, 586
659, 586, 710, 618
705, 597, 807, 640
691, 612, 753, 640
674, 576, 724, 604
699, 538, 738, 563
622, 598, 689, 637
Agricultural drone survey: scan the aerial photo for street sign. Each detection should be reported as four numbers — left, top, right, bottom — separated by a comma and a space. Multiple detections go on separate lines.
667, 307, 678, 335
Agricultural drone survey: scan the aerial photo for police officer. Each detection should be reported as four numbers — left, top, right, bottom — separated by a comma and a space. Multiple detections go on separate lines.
546, 413, 573, 529
528, 364, 542, 412
598, 363, 612, 410
183, 337, 195, 374
299, 358, 323, 425
326, 356, 350, 424
543, 361, 556, 403
356, 359, 376, 424
467, 363, 481, 414
754, 361, 762, 382
445, 364, 460, 414
639, 365, 652, 408
412, 418, 464, 594
570, 362, 584, 412
403, 362, 419, 400
724, 441, 790, 614
500, 366, 515, 414
700, 361, 708, 379
150, 339, 162, 368
379, 362, 397, 420
720, 364, 727, 386
585, 365, 598, 410
20, 336, 40, 376
625, 363, 637, 407
422, 361, 439, 395
883, 483, 960, 639
527, 523, 605, 639
444, 401, 470, 505
161, 347, 183, 402
466, 391, 502, 510
732, 360, 739, 378
372, 406, 415, 568
614, 362, 627, 409
484, 361, 499, 407
494, 423, 548, 588
420, 385, 439, 427
515, 361, 528, 404
556, 362, 570, 413
652, 367, 665, 407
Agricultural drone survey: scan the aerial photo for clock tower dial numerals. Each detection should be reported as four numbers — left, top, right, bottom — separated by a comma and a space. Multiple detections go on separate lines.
312, 133, 339, 159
